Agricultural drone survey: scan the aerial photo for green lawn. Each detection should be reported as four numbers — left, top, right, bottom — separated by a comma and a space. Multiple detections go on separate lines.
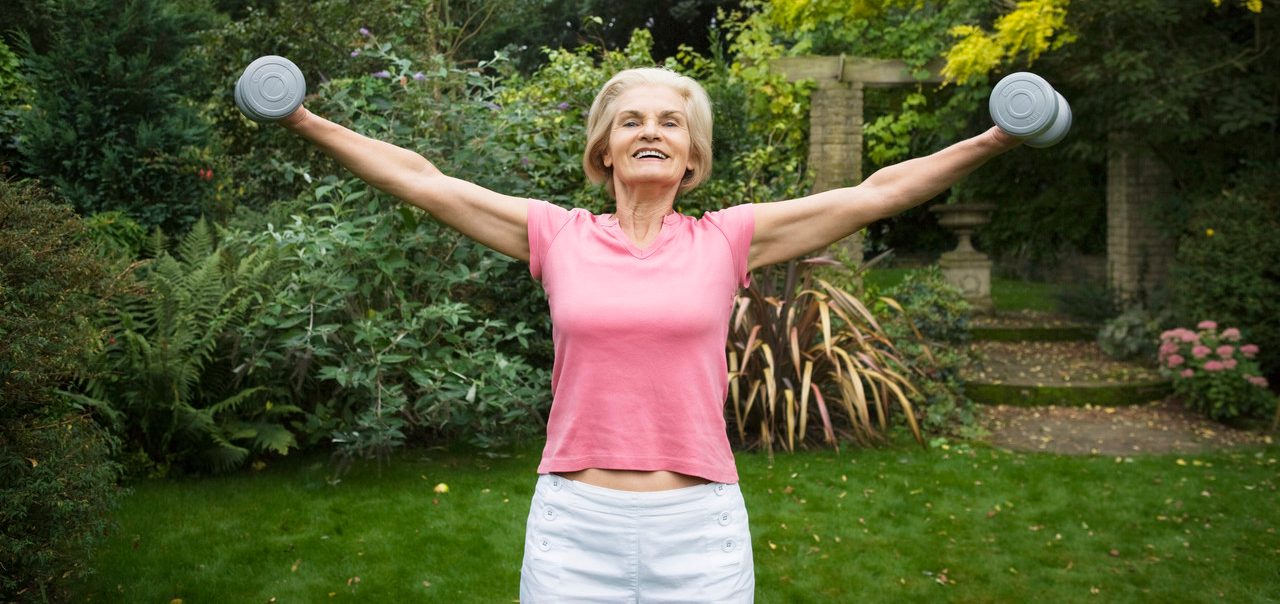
864, 268, 1060, 312
73, 437, 1280, 602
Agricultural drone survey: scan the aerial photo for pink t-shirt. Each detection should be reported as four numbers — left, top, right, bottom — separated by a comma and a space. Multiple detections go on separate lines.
526, 199, 755, 484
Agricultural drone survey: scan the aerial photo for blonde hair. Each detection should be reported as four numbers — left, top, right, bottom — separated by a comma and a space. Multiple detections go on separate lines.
582, 68, 713, 198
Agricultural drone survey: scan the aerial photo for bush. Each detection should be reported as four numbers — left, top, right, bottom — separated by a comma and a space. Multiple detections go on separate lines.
0, 179, 123, 601
14, 0, 219, 232
1169, 177, 1280, 382
1158, 322, 1275, 422
1098, 307, 1170, 363
227, 182, 551, 465
874, 267, 978, 436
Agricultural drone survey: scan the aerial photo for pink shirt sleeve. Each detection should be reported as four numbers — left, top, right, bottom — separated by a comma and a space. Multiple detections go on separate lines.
526, 199, 573, 281
702, 203, 756, 288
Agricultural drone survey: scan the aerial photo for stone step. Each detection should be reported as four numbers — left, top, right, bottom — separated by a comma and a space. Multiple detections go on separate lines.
969, 310, 1098, 342
960, 341, 1171, 408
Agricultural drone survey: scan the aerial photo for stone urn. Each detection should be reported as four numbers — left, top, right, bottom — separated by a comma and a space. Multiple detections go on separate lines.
929, 202, 996, 312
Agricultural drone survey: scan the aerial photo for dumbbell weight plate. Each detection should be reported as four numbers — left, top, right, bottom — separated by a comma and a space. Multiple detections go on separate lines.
235, 55, 305, 122
1026, 91, 1072, 148
989, 72, 1058, 138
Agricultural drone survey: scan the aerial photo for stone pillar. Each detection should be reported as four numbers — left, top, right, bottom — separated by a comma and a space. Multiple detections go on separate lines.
807, 80, 865, 263
1106, 137, 1175, 308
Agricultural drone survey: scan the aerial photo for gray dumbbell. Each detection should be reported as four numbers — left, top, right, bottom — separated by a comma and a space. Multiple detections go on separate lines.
989, 72, 1071, 148
235, 55, 306, 123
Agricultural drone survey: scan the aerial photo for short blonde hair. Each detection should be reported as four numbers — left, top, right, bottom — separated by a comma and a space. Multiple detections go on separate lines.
582, 68, 713, 198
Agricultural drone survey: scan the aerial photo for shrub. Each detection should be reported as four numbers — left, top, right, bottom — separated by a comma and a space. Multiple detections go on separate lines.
14, 0, 219, 232
227, 180, 551, 466
1099, 306, 1171, 363
1169, 179, 1280, 382
0, 179, 123, 601
874, 267, 978, 436
1158, 322, 1276, 422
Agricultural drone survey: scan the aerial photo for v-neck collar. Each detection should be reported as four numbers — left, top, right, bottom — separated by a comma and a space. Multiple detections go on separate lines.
596, 211, 682, 259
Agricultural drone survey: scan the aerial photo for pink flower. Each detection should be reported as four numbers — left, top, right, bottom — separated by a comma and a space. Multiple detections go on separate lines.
1192, 345, 1211, 359
1180, 369, 1195, 378
1223, 359, 1238, 370
1166, 354, 1185, 368
1197, 320, 1218, 330
1221, 328, 1241, 341
1179, 330, 1199, 343
1216, 345, 1235, 359
1241, 344, 1259, 358
1247, 376, 1269, 388
1159, 342, 1179, 357
1203, 360, 1225, 372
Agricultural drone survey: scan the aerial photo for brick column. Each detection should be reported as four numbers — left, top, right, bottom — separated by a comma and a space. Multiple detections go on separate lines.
807, 80, 865, 262
1106, 137, 1174, 308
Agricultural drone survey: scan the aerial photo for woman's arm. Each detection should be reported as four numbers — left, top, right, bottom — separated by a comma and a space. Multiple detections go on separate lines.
280, 106, 530, 262
747, 126, 1021, 271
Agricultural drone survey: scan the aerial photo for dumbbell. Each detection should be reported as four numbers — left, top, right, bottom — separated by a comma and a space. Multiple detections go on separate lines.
234, 55, 306, 123
989, 72, 1071, 148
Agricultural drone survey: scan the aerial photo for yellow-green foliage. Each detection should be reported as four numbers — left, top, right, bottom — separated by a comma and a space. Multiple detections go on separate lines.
1211, 0, 1264, 13
941, 0, 1076, 85
766, 0, 929, 31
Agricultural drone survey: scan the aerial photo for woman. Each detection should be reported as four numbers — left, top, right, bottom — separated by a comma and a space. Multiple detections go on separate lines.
278, 67, 1020, 602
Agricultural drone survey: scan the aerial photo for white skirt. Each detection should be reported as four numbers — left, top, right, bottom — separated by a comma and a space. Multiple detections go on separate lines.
520, 473, 755, 603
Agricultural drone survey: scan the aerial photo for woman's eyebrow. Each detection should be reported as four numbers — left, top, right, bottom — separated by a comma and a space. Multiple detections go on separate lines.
615, 109, 687, 120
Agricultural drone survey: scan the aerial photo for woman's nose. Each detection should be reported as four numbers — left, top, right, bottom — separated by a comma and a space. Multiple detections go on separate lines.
640, 120, 660, 139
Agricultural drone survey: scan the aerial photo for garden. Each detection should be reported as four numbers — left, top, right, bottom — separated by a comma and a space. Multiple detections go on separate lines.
2, 1, 1277, 602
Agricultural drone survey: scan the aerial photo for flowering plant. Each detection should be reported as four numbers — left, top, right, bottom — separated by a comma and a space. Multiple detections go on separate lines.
1158, 321, 1276, 421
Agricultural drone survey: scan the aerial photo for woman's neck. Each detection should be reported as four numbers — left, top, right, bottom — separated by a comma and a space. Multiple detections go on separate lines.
612, 185, 677, 248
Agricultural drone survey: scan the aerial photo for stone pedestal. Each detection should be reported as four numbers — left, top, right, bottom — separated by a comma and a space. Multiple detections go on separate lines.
931, 203, 995, 312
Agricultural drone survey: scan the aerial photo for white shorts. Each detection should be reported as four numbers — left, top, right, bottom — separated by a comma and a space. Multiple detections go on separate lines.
520, 473, 755, 603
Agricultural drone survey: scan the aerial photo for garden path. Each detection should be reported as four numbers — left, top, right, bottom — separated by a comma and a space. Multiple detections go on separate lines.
977, 396, 1272, 456
963, 309, 1272, 455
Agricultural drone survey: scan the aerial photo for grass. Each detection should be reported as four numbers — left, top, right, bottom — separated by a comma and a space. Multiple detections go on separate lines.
72, 436, 1280, 603
863, 268, 1060, 312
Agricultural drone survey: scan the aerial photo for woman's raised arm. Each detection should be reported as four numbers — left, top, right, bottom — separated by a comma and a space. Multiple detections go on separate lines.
747, 126, 1021, 271
280, 106, 531, 262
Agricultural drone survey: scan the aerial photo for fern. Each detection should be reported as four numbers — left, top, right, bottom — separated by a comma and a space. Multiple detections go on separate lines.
77, 224, 297, 472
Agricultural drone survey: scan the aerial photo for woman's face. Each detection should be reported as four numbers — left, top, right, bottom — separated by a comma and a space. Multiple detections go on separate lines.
601, 84, 693, 193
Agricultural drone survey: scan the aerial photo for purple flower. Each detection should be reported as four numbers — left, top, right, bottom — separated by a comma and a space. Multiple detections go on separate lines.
520, 157, 531, 168
372, 70, 391, 79
485, 102, 501, 111
351, 49, 361, 58
412, 72, 425, 81
557, 101, 570, 111
359, 27, 371, 37
1197, 320, 1218, 330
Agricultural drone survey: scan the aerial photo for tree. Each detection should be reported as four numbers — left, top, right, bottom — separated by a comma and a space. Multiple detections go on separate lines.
13, 0, 219, 231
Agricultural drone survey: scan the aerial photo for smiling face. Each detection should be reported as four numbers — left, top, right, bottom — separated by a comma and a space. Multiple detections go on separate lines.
600, 85, 694, 194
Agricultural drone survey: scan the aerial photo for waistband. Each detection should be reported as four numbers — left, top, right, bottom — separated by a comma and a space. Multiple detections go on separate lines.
538, 473, 740, 511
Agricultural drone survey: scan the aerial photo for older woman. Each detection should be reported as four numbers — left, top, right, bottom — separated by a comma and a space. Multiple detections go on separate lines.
278, 67, 1019, 602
